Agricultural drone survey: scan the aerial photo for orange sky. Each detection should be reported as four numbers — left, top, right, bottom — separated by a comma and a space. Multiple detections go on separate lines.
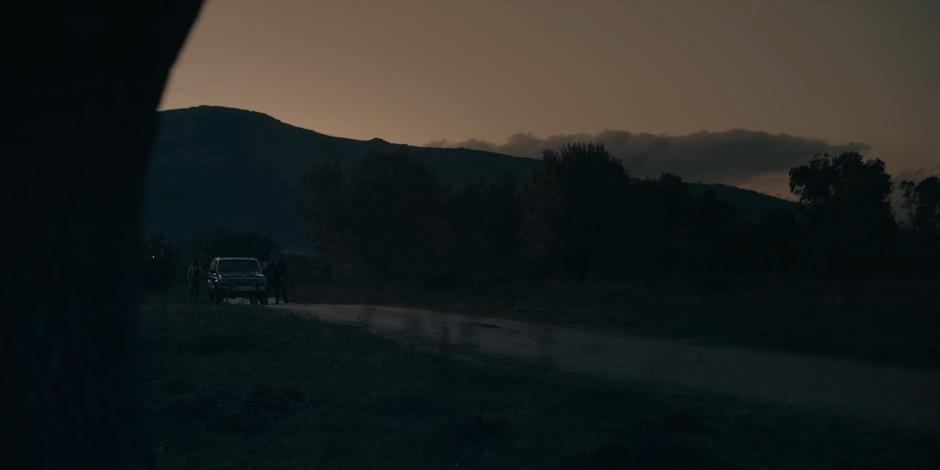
161, 0, 940, 194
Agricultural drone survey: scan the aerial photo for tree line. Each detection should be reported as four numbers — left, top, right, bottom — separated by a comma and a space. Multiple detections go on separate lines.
295, 144, 940, 288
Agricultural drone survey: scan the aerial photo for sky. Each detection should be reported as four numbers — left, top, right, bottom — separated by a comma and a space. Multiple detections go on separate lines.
160, 0, 940, 197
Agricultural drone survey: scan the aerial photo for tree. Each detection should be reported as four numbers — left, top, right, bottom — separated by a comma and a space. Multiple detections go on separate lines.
3, 3, 202, 469
176, 228, 278, 269
788, 151, 895, 275
297, 160, 353, 277
759, 208, 801, 274
897, 176, 940, 276
295, 149, 450, 284
631, 173, 692, 285
900, 176, 940, 236
685, 187, 737, 274
519, 143, 632, 280
352, 150, 449, 283
445, 175, 523, 282
788, 151, 893, 227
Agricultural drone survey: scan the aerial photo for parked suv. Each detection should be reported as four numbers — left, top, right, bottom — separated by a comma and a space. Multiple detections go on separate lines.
207, 257, 268, 304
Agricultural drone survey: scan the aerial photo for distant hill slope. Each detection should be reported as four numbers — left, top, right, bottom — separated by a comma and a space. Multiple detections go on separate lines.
145, 106, 794, 248
692, 183, 795, 221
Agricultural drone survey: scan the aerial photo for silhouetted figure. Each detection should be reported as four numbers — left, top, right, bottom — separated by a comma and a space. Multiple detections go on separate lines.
186, 258, 202, 301
271, 252, 288, 304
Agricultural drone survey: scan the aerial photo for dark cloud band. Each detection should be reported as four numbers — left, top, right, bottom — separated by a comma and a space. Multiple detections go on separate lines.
430, 130, 870, 197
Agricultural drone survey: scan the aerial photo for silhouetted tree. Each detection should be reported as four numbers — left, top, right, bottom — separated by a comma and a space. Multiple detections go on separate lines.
296, 160, 353, 277
298, 149, 451, 284
445, 175, 523, 283
298, 142, 934, 290
684, 187, 738, 275
788, 151, 895, 276
520, 143, 633, 280
900, 176, 940, 236
759, 208, 801, 274
175, 228, 278, 272
631, 173, 692, 286
789, 151, 893, 225
351, 150, 450, 283
896, 176, 940, 276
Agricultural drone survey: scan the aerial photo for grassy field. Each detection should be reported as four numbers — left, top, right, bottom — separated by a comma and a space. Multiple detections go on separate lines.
143, 299, 938, 469
291, 279, 940, 370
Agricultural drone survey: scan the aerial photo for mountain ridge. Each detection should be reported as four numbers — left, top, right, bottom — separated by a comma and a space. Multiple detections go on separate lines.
145, 105, 794, 248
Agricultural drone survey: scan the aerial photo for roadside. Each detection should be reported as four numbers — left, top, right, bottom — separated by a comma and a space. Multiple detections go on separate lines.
289, 281, 940, 370
144, 301, 939, 469
274, 303, 940, 430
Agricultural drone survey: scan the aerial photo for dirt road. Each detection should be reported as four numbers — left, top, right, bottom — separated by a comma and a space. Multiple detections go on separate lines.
271, 303, 940, 430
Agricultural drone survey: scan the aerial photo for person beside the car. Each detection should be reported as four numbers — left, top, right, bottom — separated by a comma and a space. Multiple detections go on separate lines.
271, 252, 288, 304
186, 258, 202, 301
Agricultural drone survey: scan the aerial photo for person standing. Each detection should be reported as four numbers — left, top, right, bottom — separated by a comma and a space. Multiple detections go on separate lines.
271, 252, 288, 304
186, 258, 202, 301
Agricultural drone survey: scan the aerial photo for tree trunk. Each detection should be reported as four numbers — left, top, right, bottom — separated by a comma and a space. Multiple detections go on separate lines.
2, 2, 202, 468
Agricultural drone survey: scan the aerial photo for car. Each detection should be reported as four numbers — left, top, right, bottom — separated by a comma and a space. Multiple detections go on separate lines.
207, 257, 268, 304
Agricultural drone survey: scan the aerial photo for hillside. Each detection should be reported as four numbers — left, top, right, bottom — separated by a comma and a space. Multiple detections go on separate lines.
145, 106, 794, 248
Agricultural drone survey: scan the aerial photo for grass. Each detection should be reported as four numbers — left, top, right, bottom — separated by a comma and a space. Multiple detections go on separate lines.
142, 299, 939, 469
291, 279, 940, 370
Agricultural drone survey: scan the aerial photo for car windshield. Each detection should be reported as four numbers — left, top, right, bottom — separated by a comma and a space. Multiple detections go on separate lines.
217, 259, 261, 274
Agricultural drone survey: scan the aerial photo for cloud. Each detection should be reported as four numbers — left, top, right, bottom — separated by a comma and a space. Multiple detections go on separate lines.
430, 129, 871, 198
894, 164, 940, 184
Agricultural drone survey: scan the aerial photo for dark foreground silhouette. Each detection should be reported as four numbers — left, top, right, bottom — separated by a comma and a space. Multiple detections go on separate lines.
3, 3, 202, 469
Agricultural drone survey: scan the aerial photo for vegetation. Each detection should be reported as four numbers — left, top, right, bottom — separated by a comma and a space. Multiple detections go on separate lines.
297, 145, 940, 286
788, 151, 896, 276
146, 107, 794, 247
143, 300, 939, 469
901, 175, 940, 236
147, 145, 940, 370
142, 228, 281, 292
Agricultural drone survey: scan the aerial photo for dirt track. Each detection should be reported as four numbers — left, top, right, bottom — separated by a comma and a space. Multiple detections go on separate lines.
271, 303, 940, 430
